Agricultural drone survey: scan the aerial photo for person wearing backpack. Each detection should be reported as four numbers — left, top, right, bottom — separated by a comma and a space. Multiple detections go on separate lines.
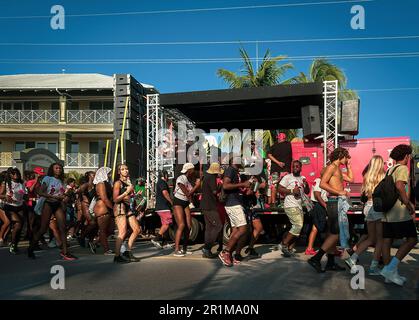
379, 144, 417, 286
344, 156, 386, 274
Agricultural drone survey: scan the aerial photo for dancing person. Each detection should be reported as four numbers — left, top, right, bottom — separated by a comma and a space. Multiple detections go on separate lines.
218, 157, 251, 267
308, 148, 353, 272
93, 167, 114, 255
113, 163, 141, 263
172, 163, 201, 257
201, 163, 224, 259
305, 169, 328, 255
345, 156, 386, 274
0, 167, 27, 254
151, 170, 174, 249
277, 160, 310, 257
0, 171, 10, 247
379, 145, 417, 286
28, 163, 77, 260
77, 171, 96, 249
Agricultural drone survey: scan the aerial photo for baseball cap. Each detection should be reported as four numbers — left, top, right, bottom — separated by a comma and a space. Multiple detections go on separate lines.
33, 167, 45, 176
277, 133, 287, 141
181, 163, 195, 173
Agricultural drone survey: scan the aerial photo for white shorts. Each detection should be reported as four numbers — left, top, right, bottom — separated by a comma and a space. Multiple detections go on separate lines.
225, 205, 247, 228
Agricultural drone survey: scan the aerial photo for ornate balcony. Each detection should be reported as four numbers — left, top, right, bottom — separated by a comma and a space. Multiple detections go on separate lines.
66, 153, 99, 168
0, 110, 59, 124
67, 110, 114, 124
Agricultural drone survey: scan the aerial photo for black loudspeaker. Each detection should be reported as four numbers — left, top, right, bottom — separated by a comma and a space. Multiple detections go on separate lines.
340, 99, 360, 135
301, 105, 321, 138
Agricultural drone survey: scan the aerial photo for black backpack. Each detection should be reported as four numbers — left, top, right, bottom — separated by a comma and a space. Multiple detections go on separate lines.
372, 165, 401, 213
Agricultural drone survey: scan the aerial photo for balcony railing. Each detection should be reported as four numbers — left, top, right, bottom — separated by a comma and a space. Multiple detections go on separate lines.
0, 110, 59, 124
0, 152, 13, 167
0, 110, 114, 124
66, 153, 99, 168
67, 110, 114, 124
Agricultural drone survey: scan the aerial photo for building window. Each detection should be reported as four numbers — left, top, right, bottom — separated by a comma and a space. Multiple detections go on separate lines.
51, 101, 59, 110
2, 103, 12, 110
70, 142, 79, 153
36, 142, 46, 149
15, 142, 25, 151
68, 101, 79, 110
103, 101, 113, 110
48, 143, 58, 154
89, 142, 99, 154
13, 102, 23, 110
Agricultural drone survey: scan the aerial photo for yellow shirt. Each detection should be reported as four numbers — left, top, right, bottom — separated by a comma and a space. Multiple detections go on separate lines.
383, 165, 411, 223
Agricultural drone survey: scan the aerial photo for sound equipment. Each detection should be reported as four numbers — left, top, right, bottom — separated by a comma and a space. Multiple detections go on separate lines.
340, 99, 360, 135
301, 105, 321, 139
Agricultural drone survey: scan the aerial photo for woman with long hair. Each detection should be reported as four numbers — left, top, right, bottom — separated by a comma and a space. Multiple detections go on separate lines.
345, 155, 386, 274
93, 167, 114, 255
113, 163, 140, 263
28, 163, 77, 260
0, 167, 27, 254
172, 163, 201, 257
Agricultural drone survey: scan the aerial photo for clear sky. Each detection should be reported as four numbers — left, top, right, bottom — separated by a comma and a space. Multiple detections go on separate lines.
0, 0, 418, 140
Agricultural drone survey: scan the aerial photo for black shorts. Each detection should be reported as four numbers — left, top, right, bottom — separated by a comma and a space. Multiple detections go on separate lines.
326, 198, 339, 235
173, 197, 190, 209
3, 204, 24, 214
310, 202, 327, 233
45, 201, 63, 212
383, 220, 417, 239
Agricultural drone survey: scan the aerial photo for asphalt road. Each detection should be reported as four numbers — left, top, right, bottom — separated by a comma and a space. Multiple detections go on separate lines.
0, 240, 418, 300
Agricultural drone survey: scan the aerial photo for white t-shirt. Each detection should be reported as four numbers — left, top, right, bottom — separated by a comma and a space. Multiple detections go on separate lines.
42, 176, 65, 198
279, 173, 306, 209
174, 175, 193, 201
310, 178, 328, 203
5, 181, 26, 207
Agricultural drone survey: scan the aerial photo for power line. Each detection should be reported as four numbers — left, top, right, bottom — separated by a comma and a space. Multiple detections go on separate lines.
1, 51, 419, 64
2, 34, 418, 47
0, 0, 373, 19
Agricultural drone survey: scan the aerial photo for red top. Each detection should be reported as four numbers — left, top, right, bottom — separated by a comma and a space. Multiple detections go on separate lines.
25, 179, 39, 207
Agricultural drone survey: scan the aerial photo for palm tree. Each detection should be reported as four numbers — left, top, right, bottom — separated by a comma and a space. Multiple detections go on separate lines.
217, 47, 296, 151
285, 58, 358, 100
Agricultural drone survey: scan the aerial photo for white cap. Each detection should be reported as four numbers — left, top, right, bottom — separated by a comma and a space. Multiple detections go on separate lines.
181, 162, 195, 173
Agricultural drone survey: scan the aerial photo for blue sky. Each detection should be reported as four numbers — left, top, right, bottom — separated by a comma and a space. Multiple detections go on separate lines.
0, 0, 418, 140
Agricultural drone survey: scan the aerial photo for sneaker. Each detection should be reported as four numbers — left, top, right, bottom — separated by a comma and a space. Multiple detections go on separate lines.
305, 248, 317, 256
60, 252, 78, 261
66, 234, 73, 241
368, 266, 381, 276
182, 248, 193, 255
9, 244, 18, 255
48, 239, 57, 248
380, 267, 405, 286
114, 255, 130, 264
123, 251, 140, 262
202, 248, 217, 259
163, 243, 175, 249
281, 245, 292, 258
344, 257, 357, 270
173, 250, 185, 257
307, 257, 325, 273
151, 239, 163, 249
88, 241, 96, 254
104, 249, 115, 256
218, 250, 233, 267
245, 248, 260, 259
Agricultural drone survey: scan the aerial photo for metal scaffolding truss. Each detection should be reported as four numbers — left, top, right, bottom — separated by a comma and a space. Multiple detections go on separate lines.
323, 80, 339, 166
146, 93, 195, 207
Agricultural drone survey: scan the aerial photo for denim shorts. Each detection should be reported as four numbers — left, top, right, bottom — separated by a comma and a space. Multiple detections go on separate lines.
364, 201, 384, 222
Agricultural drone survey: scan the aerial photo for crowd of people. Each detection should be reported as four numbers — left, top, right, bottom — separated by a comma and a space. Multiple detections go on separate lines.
0, 162, 147, 263
0, 136, 417, 286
